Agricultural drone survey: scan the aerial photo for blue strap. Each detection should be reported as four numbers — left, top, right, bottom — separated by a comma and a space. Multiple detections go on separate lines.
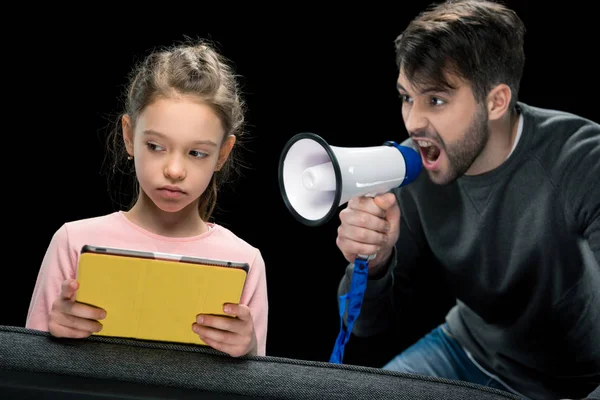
329, 257, 369, 363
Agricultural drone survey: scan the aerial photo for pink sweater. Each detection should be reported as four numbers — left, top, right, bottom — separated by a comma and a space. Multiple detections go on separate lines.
26, 211, 269, 356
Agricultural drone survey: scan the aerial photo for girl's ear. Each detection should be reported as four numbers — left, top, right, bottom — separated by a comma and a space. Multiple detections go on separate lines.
216, 135, 236, 171
122, 114, 134, 157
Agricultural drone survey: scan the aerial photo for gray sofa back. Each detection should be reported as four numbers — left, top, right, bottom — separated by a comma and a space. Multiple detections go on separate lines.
0, 325, 521, 399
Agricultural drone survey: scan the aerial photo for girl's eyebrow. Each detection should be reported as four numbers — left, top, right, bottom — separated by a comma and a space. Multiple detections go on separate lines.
143, 129, 218, 147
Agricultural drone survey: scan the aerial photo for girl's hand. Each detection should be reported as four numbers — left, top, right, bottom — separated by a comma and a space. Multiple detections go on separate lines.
48, 279, 106, 338
193, 304, 257, 357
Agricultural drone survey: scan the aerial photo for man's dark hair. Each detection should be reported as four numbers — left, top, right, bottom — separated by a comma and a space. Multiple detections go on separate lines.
395, 0, 526, 110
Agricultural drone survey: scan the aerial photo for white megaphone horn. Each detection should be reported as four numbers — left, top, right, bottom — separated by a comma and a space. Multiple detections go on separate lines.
278, 132, 423, 227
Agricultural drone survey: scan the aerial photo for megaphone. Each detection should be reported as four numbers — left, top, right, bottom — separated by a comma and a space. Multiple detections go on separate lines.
278, 132, 423, 227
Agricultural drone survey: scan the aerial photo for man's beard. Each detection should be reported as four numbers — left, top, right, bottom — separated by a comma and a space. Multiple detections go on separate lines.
429, 105, 489, 185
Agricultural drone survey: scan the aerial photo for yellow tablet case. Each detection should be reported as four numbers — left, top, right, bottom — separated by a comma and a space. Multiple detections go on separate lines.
75, 245, 249, 346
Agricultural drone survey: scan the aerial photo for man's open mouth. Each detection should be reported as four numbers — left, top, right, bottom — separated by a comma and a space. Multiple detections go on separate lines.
416, 140, 441, 165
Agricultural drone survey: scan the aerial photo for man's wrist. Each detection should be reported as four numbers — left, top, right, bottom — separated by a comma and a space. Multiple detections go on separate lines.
368, 248, 394, 279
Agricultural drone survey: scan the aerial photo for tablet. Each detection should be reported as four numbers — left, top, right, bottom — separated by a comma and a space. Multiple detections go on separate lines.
75, 244, 249, 346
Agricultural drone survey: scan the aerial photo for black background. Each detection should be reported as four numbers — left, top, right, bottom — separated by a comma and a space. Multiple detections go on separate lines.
4, 1, 596, 367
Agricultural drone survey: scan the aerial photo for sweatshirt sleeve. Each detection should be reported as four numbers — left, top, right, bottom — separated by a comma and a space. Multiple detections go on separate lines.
25, 224, 78, 332
239, 249, 269, 356
558, 119, 600, 268
337, 187, 425, 337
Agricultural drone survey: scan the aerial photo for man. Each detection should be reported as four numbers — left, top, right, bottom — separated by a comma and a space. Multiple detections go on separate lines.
335, 1, 600, 399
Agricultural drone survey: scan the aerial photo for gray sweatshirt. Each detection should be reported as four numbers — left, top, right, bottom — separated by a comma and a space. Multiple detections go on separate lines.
338, 102, 600, 400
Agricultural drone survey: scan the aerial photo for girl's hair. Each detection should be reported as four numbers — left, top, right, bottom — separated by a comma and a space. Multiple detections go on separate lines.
104, 37, 247, 222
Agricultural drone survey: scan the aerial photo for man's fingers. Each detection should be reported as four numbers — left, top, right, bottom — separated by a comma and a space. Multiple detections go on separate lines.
372, 192, 398, 212
338, 220, 388, 245
347, 196, 386, 219
339, 208, 390, 234
336, 236, 382, 260
374, 193, 401, 231
337, 193, 399, 268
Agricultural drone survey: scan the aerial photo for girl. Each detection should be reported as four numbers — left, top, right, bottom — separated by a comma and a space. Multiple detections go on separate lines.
25, 39, 268, 358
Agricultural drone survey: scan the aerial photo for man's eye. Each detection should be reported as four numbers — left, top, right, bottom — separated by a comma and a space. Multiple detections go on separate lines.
431, 97, 445, 106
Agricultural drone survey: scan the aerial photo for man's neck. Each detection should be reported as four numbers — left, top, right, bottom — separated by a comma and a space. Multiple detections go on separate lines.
465, 108, 521, 176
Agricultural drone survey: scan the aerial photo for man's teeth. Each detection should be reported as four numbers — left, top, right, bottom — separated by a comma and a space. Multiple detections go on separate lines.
418, 140, 432, 147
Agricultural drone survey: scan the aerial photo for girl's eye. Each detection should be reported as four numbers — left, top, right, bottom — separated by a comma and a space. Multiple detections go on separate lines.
190, 150, 208, 159
147, 142, 164, 151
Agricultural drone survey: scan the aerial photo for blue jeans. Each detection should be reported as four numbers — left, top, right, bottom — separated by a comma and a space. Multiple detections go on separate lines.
383, 323, 529, 399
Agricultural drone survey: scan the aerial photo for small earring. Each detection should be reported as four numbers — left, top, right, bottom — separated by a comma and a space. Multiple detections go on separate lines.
127, 155, 133, 160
